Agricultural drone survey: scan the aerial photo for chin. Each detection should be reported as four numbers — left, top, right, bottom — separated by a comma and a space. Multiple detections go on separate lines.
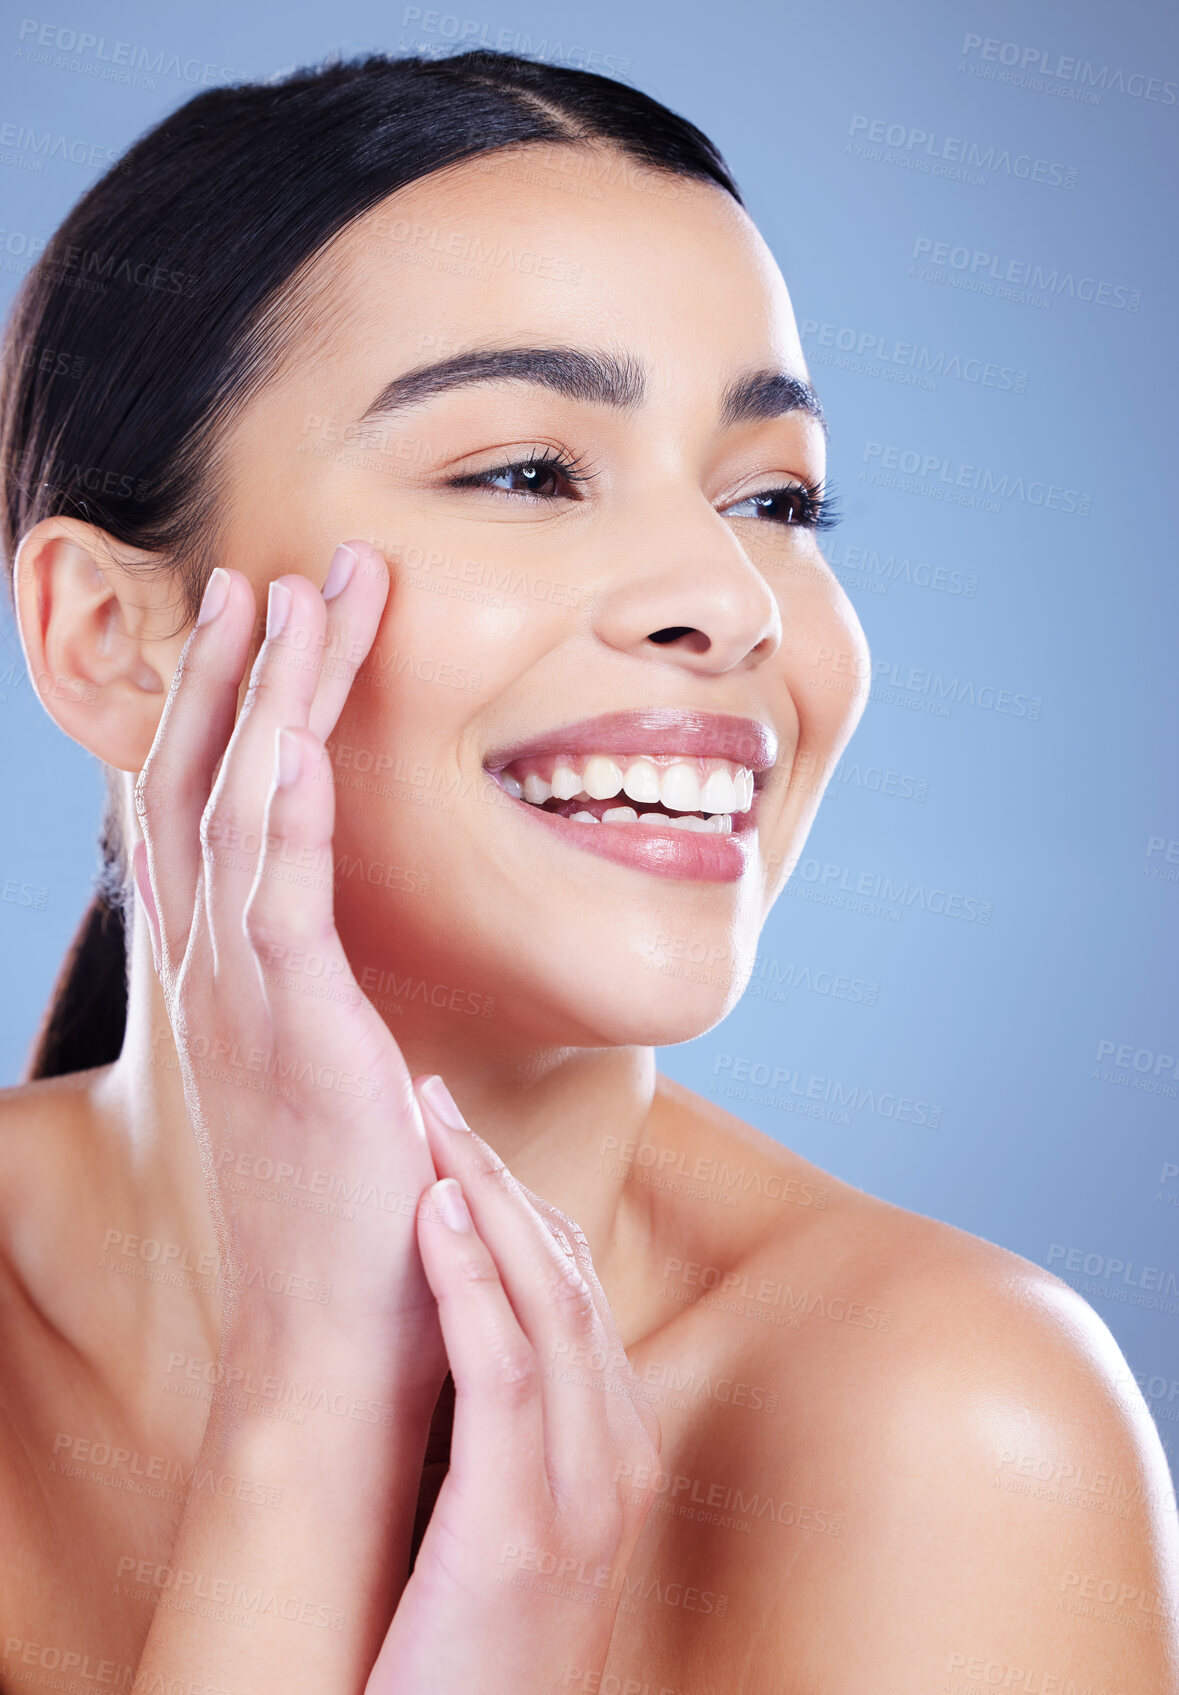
510, 924, 755, 1050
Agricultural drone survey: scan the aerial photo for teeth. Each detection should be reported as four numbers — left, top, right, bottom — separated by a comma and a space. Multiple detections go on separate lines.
569, 809, 598, 823
602, 805, 639, 824
700, 768, 737, 814
551, 763, 582, 800
638, 811, 733, 831
622, 759, 662, 805
659, 764, 702, 812
502, 753, 756, 815
583, 754, 625, 800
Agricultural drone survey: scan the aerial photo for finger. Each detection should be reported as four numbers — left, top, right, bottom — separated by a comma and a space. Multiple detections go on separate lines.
512, 1175, 663, 1457
243, 722, 354, 1032
245, 723, 421, 1113
306, 540, 390, 744
200, 571, 329, 984
133, 566, 257, 967
245, 725, 439, 1312
414, 1077, 621, 1492
415, 1177, 545, 1501
418, 1083, 661, 1456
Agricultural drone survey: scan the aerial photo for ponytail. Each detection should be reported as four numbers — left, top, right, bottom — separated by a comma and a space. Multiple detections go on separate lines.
24, 779, 129, 1080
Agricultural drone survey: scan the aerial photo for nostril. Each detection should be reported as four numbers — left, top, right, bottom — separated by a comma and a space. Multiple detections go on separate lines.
648, 627, 711, 654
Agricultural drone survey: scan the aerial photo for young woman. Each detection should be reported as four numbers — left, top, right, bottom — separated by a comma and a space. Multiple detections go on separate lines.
0, 48, 1174, 1695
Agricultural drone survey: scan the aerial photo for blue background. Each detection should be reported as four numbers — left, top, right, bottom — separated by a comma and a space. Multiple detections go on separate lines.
1, 0, 1176, 1479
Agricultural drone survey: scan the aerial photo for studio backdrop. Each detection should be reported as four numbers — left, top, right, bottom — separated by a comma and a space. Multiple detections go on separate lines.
1, 0, 1175, 1495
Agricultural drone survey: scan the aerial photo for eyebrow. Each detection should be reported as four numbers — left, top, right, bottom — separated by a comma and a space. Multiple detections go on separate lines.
356, 345, 827, 437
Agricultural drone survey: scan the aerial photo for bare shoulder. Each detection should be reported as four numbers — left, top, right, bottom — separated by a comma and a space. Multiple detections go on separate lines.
0, 1066, 102, 1217
659, 1073, 1171, 1451
660, 1080, 1179, 1690
756, 1171, 1177, 1507
0, 1067, 118, 1345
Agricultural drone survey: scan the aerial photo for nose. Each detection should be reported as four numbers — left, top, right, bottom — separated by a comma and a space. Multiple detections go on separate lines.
590, 498, 783, 675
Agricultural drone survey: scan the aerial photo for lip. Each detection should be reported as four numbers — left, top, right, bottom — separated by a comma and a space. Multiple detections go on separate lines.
483, 709, 773, 885
482, 708, 777, 774
505, 794, 756, 882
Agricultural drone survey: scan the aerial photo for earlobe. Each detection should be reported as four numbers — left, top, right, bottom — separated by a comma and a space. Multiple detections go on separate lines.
11, 517, 181, 773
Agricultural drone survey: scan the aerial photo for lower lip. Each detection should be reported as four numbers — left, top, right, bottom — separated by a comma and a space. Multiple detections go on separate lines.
505, 795, 755, 882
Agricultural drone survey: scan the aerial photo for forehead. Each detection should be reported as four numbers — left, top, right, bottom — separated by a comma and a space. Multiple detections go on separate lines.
284, 143, 805, 397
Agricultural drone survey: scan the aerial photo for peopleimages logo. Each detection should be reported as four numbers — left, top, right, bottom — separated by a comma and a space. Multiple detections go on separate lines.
870, 660, 1042, 721
911, 238, 1141, 312
801, 317, 1027, 396
0, 122, 119, 171
959, 34, 1177, 105
1047, 1245, 1179, 1300
862, 441, 1091, 517
712, 1054, 941, 1128
782, 855, 993, 924
398, 7, 632, 77
823, 539, 979, 600
848, 114, 1077, 189
14, 19, 245, 86
1092, 1039, 1178, 1101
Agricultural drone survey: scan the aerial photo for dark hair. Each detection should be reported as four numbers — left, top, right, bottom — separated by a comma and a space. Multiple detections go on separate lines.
0, 47, 743, 1082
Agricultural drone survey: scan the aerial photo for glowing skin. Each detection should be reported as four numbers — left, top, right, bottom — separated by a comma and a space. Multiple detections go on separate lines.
218, 151, 864, 1060
2, 144, 1176, 1692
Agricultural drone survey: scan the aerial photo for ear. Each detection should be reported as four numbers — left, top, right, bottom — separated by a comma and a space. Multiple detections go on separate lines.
11, 517, 191, 773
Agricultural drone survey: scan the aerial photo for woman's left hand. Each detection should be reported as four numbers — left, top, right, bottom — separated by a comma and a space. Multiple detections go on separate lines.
365, 1073, 662, 1695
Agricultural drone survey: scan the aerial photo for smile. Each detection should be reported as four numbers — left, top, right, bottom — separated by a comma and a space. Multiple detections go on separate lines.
483, 709, 775, 883
496, 754, 754, 833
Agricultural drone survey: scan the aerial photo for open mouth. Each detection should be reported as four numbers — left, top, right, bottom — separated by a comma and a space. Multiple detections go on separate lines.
491, 752, 758, 834
480, 709, 774, 882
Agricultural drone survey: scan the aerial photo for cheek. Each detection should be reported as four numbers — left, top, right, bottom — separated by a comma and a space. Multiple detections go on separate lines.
753, 578, 869, 899
779, 579, 871, 766
371, 527, 573, 674
322, 561, 559, 928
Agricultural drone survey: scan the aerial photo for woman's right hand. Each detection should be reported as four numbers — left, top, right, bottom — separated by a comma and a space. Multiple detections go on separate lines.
132, 543, 445, 1389
129, 543, 453, 1689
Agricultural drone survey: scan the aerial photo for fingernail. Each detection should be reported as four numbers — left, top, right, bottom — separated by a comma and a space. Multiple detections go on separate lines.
321, 543, 358, 601
196, 567, 230, 626
275, 727, 302, 788
433, 1178, 471, 1232
266, 579, 291, 640
419, 1074, 467, 1131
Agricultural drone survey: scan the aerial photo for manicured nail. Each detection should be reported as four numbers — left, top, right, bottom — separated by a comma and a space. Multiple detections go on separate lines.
196, 567, 230, 626
419, 1073, 467, 1131
275, 727, 302, 788
433, 1178, 471, 1232
321, 543, 358, 601
266, 578, 291, 640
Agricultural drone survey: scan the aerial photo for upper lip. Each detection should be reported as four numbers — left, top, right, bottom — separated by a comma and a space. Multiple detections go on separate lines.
482, 709, 778, 775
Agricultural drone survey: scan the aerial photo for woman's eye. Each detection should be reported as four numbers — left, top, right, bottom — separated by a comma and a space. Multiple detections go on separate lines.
460, 458, 572, 499
723, 485, 821, 527
486, 460, 562, 496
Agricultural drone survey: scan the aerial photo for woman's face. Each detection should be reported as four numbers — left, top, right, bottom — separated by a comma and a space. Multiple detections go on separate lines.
221, 143, 870, 1051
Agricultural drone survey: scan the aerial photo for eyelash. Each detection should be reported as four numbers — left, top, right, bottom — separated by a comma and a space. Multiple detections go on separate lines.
447, 449, 841, 531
